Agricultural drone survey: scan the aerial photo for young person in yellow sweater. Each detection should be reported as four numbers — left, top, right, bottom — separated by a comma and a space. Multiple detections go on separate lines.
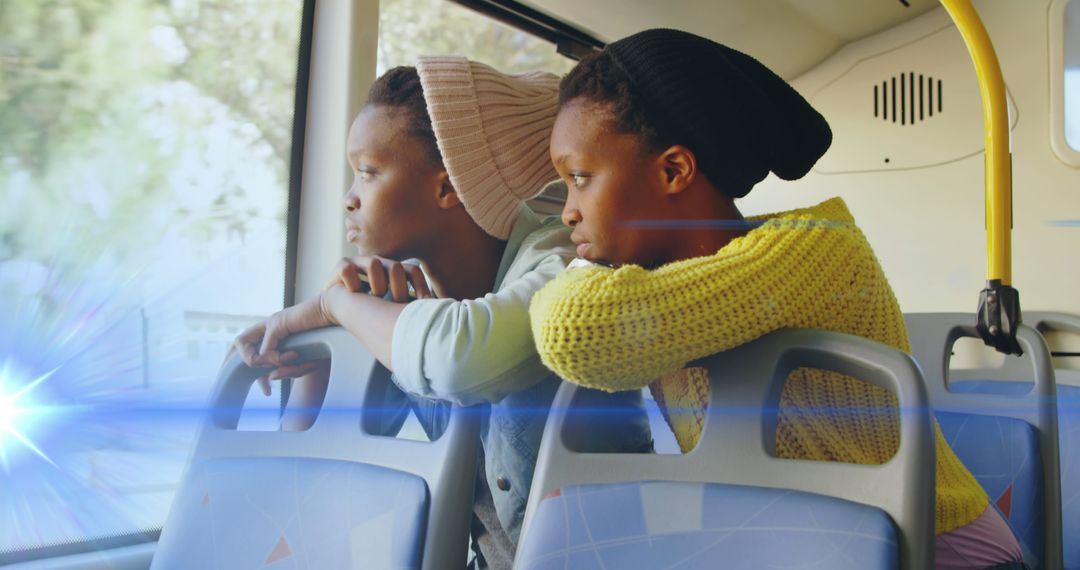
528, 29, 1025, 570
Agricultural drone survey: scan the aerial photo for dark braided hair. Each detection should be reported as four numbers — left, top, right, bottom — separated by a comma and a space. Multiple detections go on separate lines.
559, 51, 673, 156
366, 66, 443, 167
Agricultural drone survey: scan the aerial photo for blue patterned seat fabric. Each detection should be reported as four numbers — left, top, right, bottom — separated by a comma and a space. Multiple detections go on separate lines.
936, 410, 1041, 566
946, 380, 1079, 569
153, 456, 429, 569
515, 481, 898, 570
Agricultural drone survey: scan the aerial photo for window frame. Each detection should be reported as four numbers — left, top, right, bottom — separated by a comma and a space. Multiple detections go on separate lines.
0, 530, 160, 566
447, 0, 604, 59
1050, 0, 1080, 167
284, 0, 319, 308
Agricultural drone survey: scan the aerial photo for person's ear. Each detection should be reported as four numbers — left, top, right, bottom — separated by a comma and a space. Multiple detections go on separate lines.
434, 171, 461, 210
656, 145, 697, 196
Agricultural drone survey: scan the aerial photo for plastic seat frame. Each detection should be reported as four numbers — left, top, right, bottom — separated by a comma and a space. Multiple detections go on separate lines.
153, 327, 480, 569
520, 328, 937, 570
1009, 312, 1080, 390
905, 313, 1063, 570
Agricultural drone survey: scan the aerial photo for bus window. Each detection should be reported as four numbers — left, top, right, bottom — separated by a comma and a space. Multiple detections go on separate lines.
0, 0, 306, 559
1066, 0, 1079, 151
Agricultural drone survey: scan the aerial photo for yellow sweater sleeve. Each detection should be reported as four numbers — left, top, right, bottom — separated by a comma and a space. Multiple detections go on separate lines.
529, 199, 865, 392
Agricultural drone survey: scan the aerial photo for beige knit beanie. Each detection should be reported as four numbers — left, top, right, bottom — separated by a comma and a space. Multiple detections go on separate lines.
417, 56, 560, 240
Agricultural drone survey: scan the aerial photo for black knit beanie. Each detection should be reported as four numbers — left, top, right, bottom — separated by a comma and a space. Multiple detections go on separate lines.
605, 28, 832, 198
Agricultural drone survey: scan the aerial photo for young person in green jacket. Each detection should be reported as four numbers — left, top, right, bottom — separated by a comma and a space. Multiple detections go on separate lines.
232, 58, 651, 569
529, 29, 1024, 569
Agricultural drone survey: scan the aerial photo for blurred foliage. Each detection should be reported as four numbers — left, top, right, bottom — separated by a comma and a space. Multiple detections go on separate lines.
170, 0, 304, 163
0, 0, 302, 272
0, 0, 570, 276
378, 0, 575, 75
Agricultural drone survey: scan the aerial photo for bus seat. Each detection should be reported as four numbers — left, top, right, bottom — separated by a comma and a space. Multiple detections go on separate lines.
935, 410, 1043, 562
944, 311, 1080, 570
515, 329, 935, 570
905, 313, 1063, 570
151, 327, 480, 569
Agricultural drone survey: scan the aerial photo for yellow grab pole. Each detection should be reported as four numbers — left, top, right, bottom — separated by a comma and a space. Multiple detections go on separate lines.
940, 0, 1012, 285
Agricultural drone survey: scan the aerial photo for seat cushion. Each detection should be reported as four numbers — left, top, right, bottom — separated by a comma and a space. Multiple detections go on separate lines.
947, 380, 1079, 570
152, 457, 429, 569
936, 409, 1042, 566
516, 481, 898, 570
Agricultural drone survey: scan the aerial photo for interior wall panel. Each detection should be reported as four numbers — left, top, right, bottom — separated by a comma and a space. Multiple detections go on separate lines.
739, 0, 1080, 315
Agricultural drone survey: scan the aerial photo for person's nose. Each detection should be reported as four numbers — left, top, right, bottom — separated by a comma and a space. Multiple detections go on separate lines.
343, 183, 360, 213
561, 192, 581, 228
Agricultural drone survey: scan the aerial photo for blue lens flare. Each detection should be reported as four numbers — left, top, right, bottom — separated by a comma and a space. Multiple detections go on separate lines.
0, 267, 216, 555
0, 361, 61, 470
618, 219, 852, 230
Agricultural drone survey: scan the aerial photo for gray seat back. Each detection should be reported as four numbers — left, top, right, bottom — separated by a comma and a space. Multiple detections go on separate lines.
904, 313, 1062, 570
1027, 312, 1080, 570
1026, 311, 1080, 390
152, 327, 479, 569
520, 329, 936, 570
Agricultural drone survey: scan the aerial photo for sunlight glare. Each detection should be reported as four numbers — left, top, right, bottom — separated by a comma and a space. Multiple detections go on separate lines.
0, 360, 59, 468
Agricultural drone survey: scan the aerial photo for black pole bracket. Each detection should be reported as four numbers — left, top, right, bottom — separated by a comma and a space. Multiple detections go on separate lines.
976, 279, 1023, 355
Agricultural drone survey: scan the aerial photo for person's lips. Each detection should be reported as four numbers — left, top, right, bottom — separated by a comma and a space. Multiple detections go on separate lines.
575, 242, 590, 258
345, 222, 360, 242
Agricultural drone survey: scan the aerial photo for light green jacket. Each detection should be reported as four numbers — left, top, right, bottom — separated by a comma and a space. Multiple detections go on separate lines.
390, 205, 574, 406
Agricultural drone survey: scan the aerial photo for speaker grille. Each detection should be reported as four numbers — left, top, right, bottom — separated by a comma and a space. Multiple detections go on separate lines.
874, 73, 942, 124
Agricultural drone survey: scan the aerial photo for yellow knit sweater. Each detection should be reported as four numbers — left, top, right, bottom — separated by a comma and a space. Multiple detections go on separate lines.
529, 197, 987, 535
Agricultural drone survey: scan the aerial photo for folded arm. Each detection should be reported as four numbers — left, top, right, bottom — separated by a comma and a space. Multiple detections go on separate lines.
527, 228, 848, 391
390, 253, 568, 406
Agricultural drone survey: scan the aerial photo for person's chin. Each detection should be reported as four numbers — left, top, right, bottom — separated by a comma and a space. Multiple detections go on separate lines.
582, 249, 618, 269
360, 243, 406, 260
351, 239, 378, 256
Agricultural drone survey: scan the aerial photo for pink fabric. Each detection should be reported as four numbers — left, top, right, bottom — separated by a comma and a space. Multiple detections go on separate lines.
935, 505, 1024, 569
